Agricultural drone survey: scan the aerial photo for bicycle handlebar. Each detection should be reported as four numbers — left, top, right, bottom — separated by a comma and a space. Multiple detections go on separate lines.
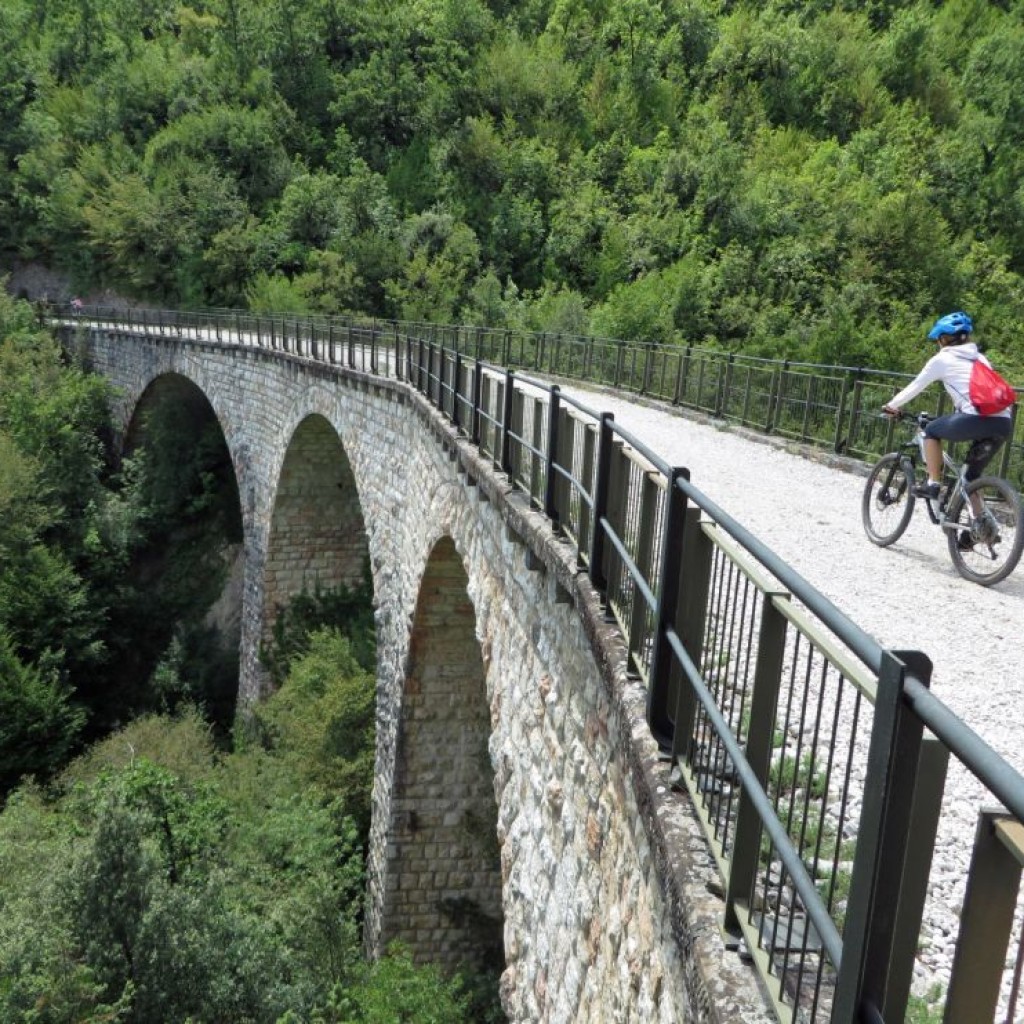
883, 409, 932, 429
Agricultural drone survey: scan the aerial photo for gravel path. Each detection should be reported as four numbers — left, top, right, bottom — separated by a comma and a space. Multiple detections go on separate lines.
558, 382, 1024, 1001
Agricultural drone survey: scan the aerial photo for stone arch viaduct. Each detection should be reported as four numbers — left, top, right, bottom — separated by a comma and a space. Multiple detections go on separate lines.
73, 324, 772, 1024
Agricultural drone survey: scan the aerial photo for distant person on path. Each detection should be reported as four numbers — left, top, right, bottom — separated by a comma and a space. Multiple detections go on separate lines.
882, 312, 1014, 498
70, 296, 83, 315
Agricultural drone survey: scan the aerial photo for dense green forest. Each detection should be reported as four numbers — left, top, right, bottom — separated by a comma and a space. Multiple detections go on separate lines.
3, 0, 1024, 380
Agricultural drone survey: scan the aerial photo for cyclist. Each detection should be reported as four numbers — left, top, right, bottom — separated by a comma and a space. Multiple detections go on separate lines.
882, 312, 1013, 501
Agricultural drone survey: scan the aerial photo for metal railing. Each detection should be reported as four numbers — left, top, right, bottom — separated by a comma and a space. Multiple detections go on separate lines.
55, 304, 1024, 1024
61, 305, 1022, 484
370, 317, 1024, 490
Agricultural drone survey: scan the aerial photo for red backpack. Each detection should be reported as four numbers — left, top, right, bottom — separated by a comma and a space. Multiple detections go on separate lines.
968, 357, 1018, 416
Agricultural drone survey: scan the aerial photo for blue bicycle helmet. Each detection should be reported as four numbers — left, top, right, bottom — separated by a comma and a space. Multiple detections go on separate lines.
927, 311, 973, 340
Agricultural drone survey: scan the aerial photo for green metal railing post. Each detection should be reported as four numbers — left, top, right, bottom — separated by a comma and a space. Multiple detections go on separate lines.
626, 470, 660, 672
452, 351, 463, 431
588, 413, 615, 594
834, 370, 853, 452
768, 361, 788, 435
575, 421, 597, 566
833, 649, 934, 1024
882, 734, 948, 1020
531, 399, 545, 505
646, 468, 689, 744
670, 505, 713, 762
544, 386, 561, 524
718, 352, 734, 417
944, 810, 1024, 1023
500, 369, 515, 476
724, 588, 789, 930
681, 343, 694, 407
472, 359, 483, 445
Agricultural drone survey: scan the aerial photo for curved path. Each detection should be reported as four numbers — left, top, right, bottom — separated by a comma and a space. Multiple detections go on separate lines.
557, 381, 1024, 997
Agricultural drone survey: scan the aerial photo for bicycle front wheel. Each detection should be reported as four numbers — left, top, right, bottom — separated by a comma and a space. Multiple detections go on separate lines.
862, 453, 916, 546
946, 476, 1024, 586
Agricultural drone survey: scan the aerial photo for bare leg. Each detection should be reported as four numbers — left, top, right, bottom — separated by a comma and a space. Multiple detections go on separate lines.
924, 438, 943, 482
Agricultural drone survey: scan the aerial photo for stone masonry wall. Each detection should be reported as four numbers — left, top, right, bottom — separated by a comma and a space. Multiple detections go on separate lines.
75, 325, 775, 1024
380, 535, 504, 971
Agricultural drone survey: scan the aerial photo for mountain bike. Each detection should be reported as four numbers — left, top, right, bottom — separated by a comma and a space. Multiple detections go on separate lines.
861, 411, 1023, 586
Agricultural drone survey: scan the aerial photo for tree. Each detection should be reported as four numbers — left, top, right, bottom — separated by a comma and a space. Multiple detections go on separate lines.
255, 629, 376, 839
0, 296, 125, 698
386, 212, 482, 322
0, 631, 85, 795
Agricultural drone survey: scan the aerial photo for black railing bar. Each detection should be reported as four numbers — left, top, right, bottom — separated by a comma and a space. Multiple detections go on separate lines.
512, 371, 607, 424
676, 478, 885, 674
605, 420, 675, 478
596, 519, 659, 614
54, 307, 1004, 399
903, 676, 1024, 824
666, 626, 845, 968
504, 429, 544, 465
550, 460, 595, 512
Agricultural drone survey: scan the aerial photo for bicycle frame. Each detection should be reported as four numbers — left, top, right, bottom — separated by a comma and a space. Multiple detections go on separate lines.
900, 427, 974, 532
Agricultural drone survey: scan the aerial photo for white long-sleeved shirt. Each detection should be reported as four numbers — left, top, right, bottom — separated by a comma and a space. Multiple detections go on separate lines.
888, 342, 1013, 418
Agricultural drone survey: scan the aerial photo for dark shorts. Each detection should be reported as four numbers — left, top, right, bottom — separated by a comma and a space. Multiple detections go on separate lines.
924, 412, 1013, 442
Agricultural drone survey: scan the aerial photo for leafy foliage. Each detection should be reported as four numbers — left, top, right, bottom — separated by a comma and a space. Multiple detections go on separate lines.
262, 568, 377, 686
254, 629, 377, 842
0, 631, 85, 794
0, 290, 249, 790
0, 290, 124, 789
0, 690, 476, 1023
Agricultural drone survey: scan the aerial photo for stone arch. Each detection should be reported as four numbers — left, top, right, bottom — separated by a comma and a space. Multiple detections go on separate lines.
381, 535, 504, 973
119, 371, 244, 727
125, 372, 233, 458
262, 413, 370, 665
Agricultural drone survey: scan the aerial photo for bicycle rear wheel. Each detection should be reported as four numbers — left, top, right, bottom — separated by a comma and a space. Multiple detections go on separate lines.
862, 453, 916, 546
946, 475, 1024, 586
